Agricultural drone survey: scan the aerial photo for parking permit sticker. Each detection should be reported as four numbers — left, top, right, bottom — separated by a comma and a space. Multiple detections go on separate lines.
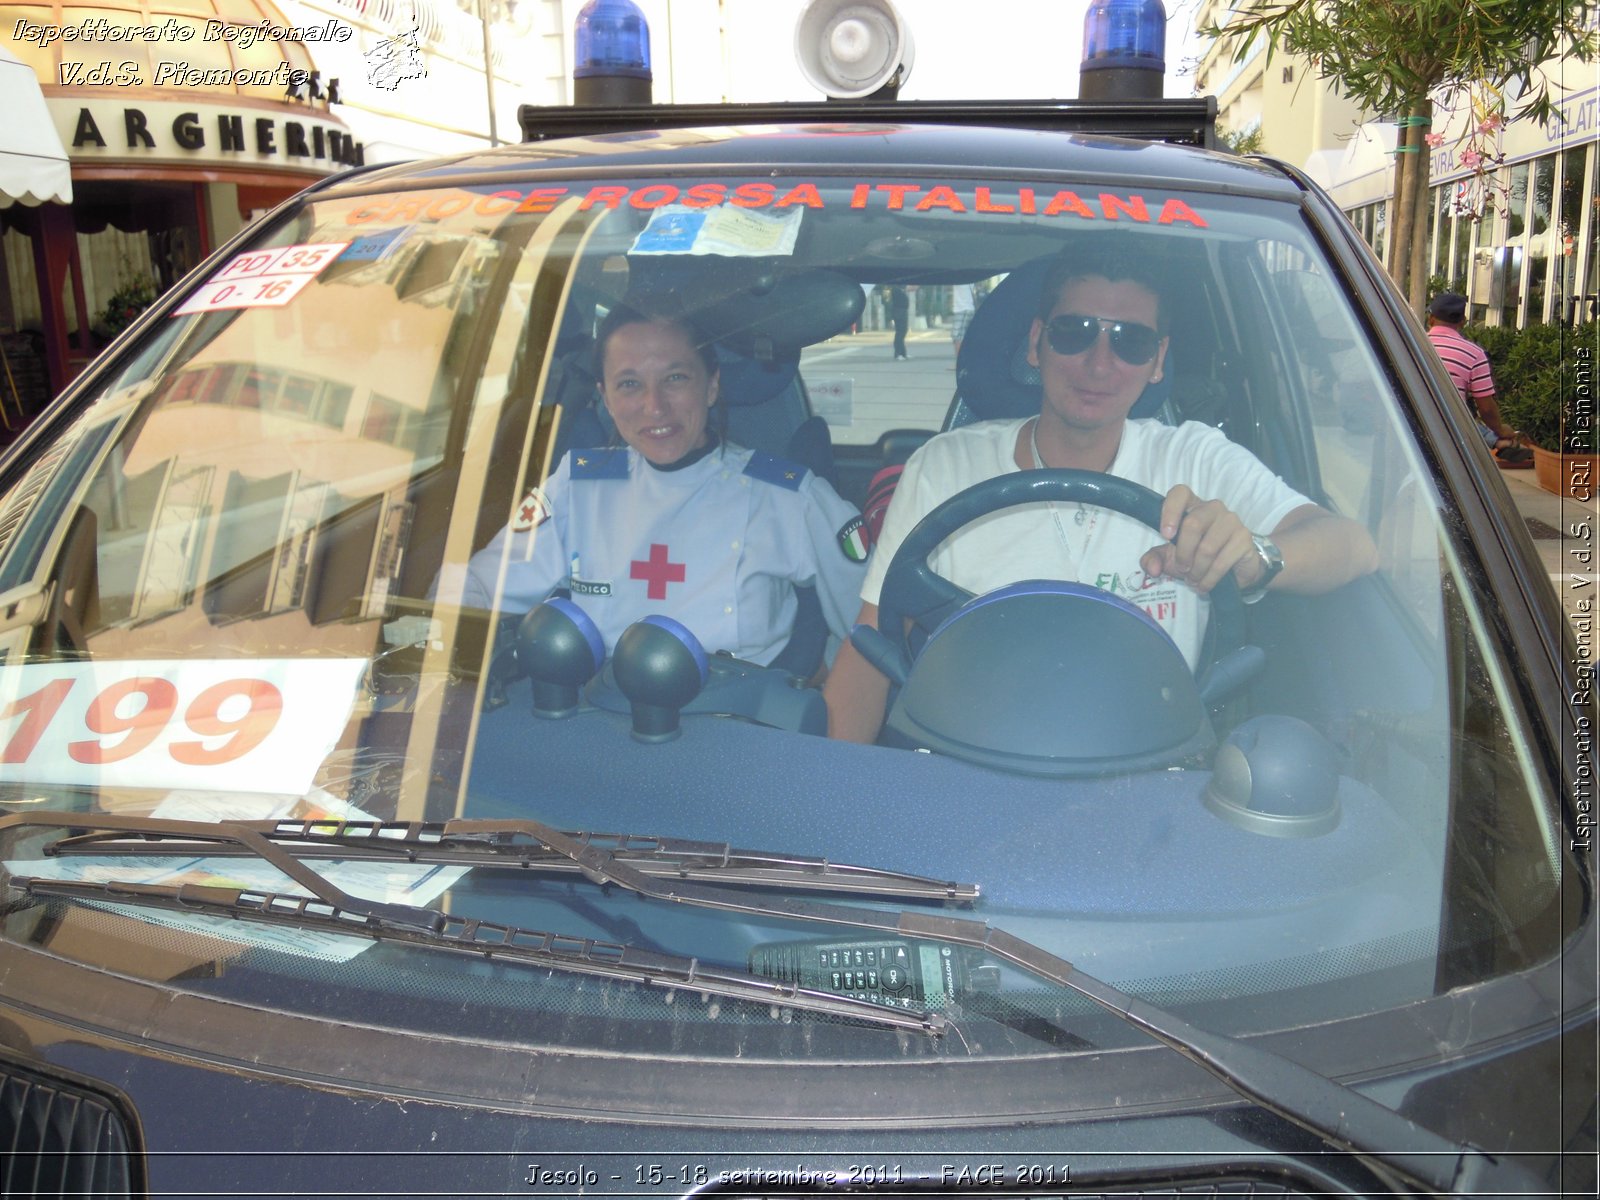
631, 204, 803, 256
0, 658, 367, 797
338, 227, 407, 262
173, 242, 350, 316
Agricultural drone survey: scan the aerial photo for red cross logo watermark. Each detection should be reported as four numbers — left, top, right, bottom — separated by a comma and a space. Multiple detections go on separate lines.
630, 543, 686, 600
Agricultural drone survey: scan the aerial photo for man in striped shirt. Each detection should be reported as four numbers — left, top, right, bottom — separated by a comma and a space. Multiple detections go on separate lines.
1425, 292, 1532, 467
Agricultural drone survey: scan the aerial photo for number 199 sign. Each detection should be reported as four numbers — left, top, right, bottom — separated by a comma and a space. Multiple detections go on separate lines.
0, 659, 368, 797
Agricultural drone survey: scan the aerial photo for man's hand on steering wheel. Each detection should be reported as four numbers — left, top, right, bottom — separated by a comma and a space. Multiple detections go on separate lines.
1139, 485, 1265, 596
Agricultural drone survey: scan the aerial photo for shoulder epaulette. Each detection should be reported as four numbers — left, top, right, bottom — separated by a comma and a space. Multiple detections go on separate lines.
742, 451, 808, 492
568, 447, 630, 480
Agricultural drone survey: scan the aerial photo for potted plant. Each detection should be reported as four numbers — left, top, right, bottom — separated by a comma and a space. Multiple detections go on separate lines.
1495, 320, 1597, 498
96, 275, 159, 341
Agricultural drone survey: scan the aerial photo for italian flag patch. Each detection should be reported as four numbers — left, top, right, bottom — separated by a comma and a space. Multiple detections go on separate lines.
837, 516, 869, 562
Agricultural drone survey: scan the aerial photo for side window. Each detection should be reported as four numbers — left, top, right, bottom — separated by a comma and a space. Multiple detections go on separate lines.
1262, 262, 1386, 522
1260, 254, 1443, 631
799, 283, 976, 448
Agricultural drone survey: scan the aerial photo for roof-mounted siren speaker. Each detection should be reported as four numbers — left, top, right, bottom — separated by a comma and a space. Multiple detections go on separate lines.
1079, 0, 1166, 101
795, 0, 914, 101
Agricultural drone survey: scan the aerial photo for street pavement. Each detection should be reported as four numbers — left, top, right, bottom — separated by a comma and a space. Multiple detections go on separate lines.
1502, 467, 1596, 635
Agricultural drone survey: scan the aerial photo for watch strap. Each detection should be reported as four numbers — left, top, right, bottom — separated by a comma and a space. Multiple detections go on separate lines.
1240, 533, 1284, 604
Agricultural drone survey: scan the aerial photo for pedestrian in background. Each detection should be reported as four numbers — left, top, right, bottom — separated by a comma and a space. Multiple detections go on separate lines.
1425, 292, 1531, 468
888, 285, 910, 360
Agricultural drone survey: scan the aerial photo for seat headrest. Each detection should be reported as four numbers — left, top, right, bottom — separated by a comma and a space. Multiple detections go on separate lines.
627, 260, 865, 359
714, 345, 799, 408
700, 269, 865, 361
955, 255, 1170, 423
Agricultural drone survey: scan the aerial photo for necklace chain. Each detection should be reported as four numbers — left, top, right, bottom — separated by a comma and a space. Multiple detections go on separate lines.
1028, 418, 1099, 564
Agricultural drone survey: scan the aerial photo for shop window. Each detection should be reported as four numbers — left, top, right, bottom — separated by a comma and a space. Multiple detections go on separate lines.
268, 376, 352, 429
1530, 156, 1553, 238
1452, 208, 1472, 294
237, 367, 282, 410
1527, 252, 1549, 326
162, 370, 206, 406
278, 374, 317, 418
1506, 164, 1528, 239
1471, 193, 1496, 322
1494, 245, 1523, 327
1525, 156, 1555, 324
1433, 182, 1446, 273
362, 395, 422, 453
1587, 150, 1600, 316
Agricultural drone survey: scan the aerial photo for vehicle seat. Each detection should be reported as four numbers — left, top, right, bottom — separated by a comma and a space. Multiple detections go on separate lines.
718, 349, 833, 481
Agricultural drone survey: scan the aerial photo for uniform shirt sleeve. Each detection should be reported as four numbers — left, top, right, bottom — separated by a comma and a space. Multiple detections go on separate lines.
794, 473, 870, 645
457, 455, 574, 612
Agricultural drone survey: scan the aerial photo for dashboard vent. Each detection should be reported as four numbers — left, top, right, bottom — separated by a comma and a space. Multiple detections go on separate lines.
0, 1053, 140, 1198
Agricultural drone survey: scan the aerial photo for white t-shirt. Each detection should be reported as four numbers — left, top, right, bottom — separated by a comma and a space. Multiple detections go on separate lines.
861, 418, 1311, 668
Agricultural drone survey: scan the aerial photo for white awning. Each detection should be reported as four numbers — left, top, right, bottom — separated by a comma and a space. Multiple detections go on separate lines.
0, 46, 72, 208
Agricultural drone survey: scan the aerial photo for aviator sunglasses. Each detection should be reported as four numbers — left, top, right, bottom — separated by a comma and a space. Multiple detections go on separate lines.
1043, 313, 1162, 365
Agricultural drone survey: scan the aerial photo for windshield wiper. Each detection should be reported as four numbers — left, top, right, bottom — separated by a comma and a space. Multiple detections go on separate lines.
11, 875, 939, 1035
0, 811, 1541, 1194
2, 811, 942, 1036
46, 817, 979, 903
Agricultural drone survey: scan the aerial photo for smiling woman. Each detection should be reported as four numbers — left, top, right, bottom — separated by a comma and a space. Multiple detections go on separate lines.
444, 293, 868, 670
596, 301, 721, 465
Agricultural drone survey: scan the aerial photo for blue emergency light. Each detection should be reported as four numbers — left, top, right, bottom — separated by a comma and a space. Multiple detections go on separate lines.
574, 0, 652, 79
1079, 0, 1166, 100
573, 0, 653, 105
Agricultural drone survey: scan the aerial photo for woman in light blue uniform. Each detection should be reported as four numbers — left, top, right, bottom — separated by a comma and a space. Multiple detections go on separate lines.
447, 299, 868, 670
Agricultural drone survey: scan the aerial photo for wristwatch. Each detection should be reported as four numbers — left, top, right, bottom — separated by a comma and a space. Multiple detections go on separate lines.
1240, 533, 1284, 604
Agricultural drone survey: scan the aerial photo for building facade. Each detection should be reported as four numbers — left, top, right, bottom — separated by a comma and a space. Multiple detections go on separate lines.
1322, 92, 1598, 330
1189, 0, 1364, 160
1190, 0, 1597, 329
0, 0, 573, 415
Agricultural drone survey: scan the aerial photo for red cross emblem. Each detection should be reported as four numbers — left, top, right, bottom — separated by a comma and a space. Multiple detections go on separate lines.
512, 487, 551, 532
630, 543, 686, 600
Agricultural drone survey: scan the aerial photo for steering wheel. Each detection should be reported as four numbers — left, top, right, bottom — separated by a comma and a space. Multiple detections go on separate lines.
876, 469, 1244, 670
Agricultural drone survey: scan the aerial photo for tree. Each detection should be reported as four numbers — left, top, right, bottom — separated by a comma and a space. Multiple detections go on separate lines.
1202, 1, 1598, 311
1218, 124, 1265, 155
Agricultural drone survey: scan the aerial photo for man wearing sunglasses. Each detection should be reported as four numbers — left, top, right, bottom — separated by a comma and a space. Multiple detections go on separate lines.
825, 245, 1378, 744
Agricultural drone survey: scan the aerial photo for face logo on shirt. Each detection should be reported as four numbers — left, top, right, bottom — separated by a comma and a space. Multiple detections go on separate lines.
513, 487, 552, 533
1094, 570, 1182, 628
